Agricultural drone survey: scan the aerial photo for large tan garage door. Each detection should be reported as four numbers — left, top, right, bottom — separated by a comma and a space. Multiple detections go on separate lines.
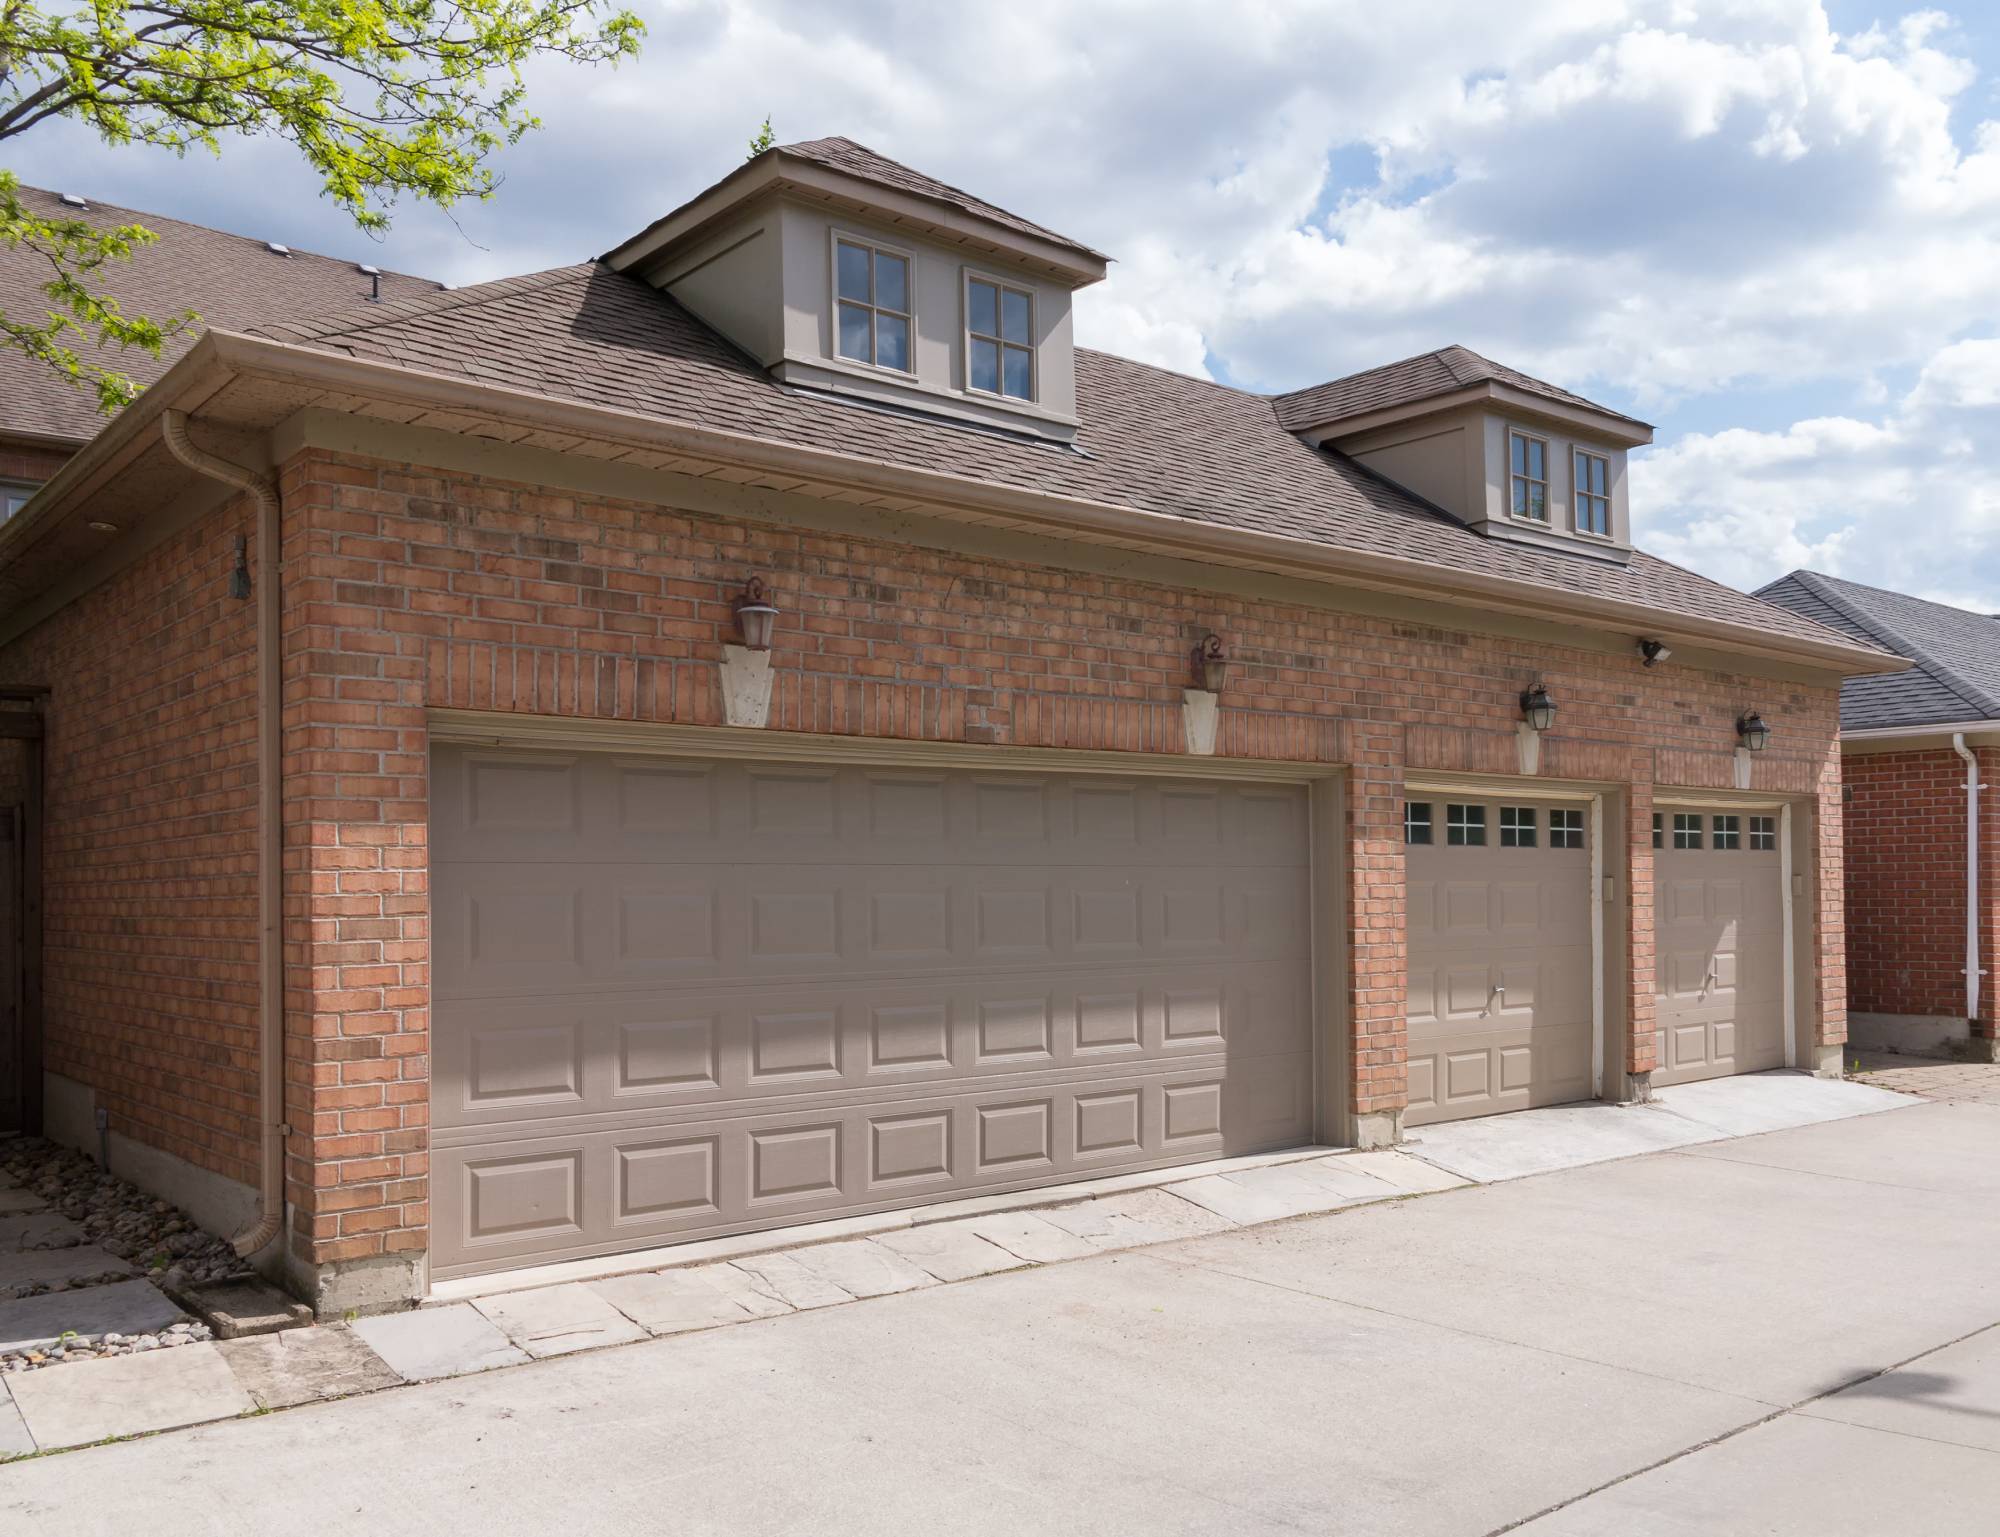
1653, 807, 1786, 1086
1404, 793, 1594, 1126
430, 746, 1316, 1279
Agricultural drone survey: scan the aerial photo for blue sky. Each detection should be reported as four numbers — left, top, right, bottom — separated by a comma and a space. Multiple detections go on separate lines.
15, 1, 2000, 610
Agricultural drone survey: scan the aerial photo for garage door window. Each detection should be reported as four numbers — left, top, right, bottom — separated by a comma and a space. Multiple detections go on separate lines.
1405, 802, 1434, 845
1712, 814, 1741, 851
1672, 813, 1702, 849
1749, 815, 1776, 851
1499, 806, 1537, 847
1550, 808, 1585, 849
1652, 812, 1662, 848
1447, 804, 1486, 846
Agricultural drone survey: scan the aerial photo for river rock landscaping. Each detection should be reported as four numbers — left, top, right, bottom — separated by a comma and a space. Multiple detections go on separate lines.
0, 1139, 244, 1373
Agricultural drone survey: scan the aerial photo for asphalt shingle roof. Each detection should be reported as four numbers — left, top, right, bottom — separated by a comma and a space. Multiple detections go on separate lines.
251, 259, 1864, 653
1274, 344, 1649, 433
776, 137, 1106, 260
0, 184, 440, 446
1757, 571, 2000, 730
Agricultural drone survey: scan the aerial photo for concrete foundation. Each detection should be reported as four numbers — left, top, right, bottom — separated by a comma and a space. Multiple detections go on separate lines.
287, 1249, 427, 1320
42, 1072, 270, 1275
1351, 1109, 1402, 1149
1848, 1011, 1975, 1060
1623, 1070, 1654, 1105
1810, 1044, 1845, 1078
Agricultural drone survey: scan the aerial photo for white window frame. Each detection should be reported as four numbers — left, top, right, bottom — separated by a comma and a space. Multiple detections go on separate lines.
1712, 813, 1741, 851
1499, 805, 1538, 847
1550, 808, 1585, 849
1573, 448, 1611, 539
830, 229, 915, 376
1749, 814, 1777, 851
1446, 803, 1486, 847
1508, 429, 1550, 524
1673, 812, 1703, 850
0, 479, 36, 524
962, 267, 1037, 403
1404, 801, 1434, 846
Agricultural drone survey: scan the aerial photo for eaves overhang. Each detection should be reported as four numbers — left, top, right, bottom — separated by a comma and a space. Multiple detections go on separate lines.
0, 330, 1907, 681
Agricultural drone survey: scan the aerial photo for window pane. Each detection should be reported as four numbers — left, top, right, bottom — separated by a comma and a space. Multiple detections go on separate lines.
1590, 456, 1607, 494
1447, 804, 1486, 847
1002, 344, 1032, 399
1750, 815, 1777, 851
837, 301, 872, 363
968, 279, 998, 338
1001, 287, 1031, 343
874, 252, 908, 315
1510, 434, 1524, 474
1652, 812, 1662, 849
1527, 484, 1547, 521
1512, 479, 1530, 517
1500, 807, 1537, 848
1405, 803, 1433, 846
1526, 439, 1544, 478
1713, 814, 1740, 851
837, 241, 871, 303
876, 312, 910, 372
970, 336, 1000, 393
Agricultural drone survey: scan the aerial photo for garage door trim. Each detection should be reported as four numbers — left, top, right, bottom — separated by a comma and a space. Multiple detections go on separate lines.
429, 707, 1343, 785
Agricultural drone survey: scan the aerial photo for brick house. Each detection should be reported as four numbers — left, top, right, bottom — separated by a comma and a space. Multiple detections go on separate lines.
1759, 571, 1998, 1061
0, 139, 1899, 1313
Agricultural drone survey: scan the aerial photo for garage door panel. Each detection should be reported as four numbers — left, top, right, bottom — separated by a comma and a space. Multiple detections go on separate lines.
436, 1056, 1281, 1274
433, 746, 1315, 1278
1404, 793, 1596, 1126
1653, 812, 1785, 1087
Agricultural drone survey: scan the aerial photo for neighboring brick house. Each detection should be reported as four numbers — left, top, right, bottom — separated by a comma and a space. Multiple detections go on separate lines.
0, 138, 1899, 1313
1759, 571, 1999, 1061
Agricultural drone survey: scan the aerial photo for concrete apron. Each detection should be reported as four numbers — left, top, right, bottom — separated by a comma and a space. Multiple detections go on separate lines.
0, 1070, 1916, 1462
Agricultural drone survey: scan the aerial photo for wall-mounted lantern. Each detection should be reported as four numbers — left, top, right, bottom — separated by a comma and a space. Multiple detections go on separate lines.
1520, 683, 1558, 733
1190, 633, 1228, 694
1638, 638, 1672, 668
1737, 711, 1772, 753
733, 576, 780, 652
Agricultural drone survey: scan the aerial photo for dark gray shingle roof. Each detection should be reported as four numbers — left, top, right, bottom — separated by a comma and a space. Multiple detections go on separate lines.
1274, 344, 1649, 434
253, 260, 1869, 653
1757, 571, 2000, 729
0, 185, 439, 446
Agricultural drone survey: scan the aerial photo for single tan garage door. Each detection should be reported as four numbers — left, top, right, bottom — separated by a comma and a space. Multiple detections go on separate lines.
430, 746, 1317, 1279
1404, 793, 1594, 1126
1653, 808, 1786, 1086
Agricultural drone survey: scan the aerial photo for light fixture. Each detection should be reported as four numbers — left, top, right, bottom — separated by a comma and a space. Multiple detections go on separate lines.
228, 535, 252, 599
1520, 683, 1558, 733
1737, 711, 1771, 752
733, 576, 780, 652
86, 520, 118, 533
1190, 633, 1228, 694
1638, 638, 1673, 667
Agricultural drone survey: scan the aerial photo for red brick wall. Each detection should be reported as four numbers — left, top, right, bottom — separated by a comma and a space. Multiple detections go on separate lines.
270, 447, 1845, 1273
1845, 748, 1966, 1020
0, 440, 72, 489
1843, 746, 1998, 1037
0, 495, 264, 1184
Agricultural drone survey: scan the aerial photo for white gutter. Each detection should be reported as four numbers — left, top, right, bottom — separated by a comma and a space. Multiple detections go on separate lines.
1842, 720, 2000, 743
1953, 734, 1985, 1025
160, 410, 286, 1261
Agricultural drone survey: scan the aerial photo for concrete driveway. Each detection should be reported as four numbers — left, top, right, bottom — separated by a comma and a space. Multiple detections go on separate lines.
3, 1094, 1997, 1535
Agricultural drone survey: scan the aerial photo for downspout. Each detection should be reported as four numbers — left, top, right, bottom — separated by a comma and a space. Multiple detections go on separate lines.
1952, 734, 1983, 1028
161, 411, 285, 1260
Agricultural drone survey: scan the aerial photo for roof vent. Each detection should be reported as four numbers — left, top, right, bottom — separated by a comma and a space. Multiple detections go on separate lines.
59, 193, 87, 208
266, 241, 291, 256
358, 263, 382, 302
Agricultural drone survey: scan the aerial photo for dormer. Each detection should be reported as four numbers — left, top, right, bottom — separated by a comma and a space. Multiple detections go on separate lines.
1275, 346, 1654, 563
603, 138, 1108, 443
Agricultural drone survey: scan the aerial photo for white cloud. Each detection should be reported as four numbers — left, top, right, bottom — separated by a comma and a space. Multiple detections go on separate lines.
11, 0, 2000, 607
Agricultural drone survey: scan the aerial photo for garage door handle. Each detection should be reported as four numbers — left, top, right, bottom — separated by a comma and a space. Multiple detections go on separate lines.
1486, 984, 1506, 1015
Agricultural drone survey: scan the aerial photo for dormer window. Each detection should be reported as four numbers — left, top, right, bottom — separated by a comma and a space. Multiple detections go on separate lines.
1508, 431, 1548, 522
1574, 449, 1610, 537
834, 235, 912, 373
966, 273, 1034, 401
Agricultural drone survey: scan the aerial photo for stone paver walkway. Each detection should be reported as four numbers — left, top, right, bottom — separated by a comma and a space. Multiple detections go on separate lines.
1851, 1051, 2000, 1106
0, 1070, 1917, 1459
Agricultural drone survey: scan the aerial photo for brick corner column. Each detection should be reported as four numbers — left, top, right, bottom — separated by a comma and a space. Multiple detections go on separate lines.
1811, 752, 1849, 1071
1344, 724, 1407, 1146
1623, 769, 1658, 1096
